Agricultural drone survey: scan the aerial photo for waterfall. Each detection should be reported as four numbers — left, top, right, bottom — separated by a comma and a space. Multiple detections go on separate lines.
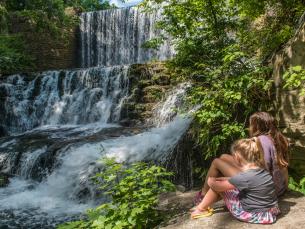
80, 7, 174, 68
0, 83, 191, 228
0, 6, 189, 229
0, 66, 129, 134
151, 82, 191, 127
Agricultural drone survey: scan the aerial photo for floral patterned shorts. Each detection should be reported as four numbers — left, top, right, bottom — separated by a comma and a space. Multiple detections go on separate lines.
223, 189, 280, 224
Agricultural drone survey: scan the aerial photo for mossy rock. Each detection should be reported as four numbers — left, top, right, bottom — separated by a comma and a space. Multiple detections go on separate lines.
120, 102, 156, 121
138, 80, 153, 89
143, 95, 161, 103
143, 85, 163, 93
128, 62, 170, 89
137, 111, 153, 120
121, 63, 172, 123
135, 103, 155, 113
152, 74, 171, 85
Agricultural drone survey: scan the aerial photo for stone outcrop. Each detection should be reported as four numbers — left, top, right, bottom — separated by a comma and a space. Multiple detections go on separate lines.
120, 62, 172, 126
271, 13, 305, 178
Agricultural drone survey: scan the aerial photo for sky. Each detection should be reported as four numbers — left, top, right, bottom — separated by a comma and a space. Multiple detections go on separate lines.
109, 0, 143, 7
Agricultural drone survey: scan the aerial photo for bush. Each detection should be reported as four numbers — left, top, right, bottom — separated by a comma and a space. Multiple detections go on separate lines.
288, 176, 305, 195
58, 158, 175, 229
140, 0, 304, 169
0, 34, 33, 74
283, 65, 305, 96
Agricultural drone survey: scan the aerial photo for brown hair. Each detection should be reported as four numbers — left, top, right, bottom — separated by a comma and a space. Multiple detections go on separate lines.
249, 112, 289, 168
231, 138, 265, 167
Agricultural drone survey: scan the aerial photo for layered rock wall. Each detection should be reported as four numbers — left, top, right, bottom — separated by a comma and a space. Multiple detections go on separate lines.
120, 62, 172, 126
272, 13, 305, 177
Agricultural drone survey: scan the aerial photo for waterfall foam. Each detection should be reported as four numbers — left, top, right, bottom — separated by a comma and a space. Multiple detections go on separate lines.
151, 82, 191, 127
80, 7, 174, 68
0, 66, 129, 134
0, 84, 191, 228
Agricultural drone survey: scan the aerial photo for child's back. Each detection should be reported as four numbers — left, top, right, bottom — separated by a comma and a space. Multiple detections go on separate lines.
229, 168, 277, 212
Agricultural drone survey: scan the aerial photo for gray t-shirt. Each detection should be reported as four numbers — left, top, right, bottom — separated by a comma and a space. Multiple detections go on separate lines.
229, 168, 278, 212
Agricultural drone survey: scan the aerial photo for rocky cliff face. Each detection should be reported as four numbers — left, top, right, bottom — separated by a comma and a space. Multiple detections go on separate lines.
120, 62, 172, 126
271, 13, 305, 178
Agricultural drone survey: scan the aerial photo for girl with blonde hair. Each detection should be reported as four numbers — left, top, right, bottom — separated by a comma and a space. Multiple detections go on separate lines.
191, 138, 280, 224
194, 112, 289, 204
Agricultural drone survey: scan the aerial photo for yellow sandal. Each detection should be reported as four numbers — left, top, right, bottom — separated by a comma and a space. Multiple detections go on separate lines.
191, 207, 214, 219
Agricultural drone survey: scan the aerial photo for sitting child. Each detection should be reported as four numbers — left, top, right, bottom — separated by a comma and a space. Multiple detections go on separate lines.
191, 138, 280, 224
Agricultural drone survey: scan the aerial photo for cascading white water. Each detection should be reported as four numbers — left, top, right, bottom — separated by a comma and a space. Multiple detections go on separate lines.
0, 66, 129, 134
151, 82, 192, 127
80, 7, 174, 68
0, 6, 188, 229
0, 83, 191, 228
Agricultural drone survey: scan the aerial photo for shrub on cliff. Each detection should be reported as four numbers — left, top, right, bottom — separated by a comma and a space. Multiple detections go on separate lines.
141, 0, 305, 176
58, 158, 175, 229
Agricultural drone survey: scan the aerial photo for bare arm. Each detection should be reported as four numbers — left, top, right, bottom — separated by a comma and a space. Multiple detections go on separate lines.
214, 177, 230, 181
207, 177, 235, 192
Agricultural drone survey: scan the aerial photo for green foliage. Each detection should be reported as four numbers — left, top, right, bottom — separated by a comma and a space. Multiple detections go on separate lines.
283, 65, 305, 96
142, 37, 164, 50
4, 0, 78, 37
5, 0, 112, 13
141, 0, 275, 161
191, 45, 272, 159
233, 0, 305, 58
288, 176, 305, 195
0, 34, 33, 74
65, 0, 113, 12
0, 0, 112, 74
59, 158, 175, 229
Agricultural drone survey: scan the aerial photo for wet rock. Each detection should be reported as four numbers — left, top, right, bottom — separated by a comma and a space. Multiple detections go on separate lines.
175, 185, 186, 193
0, 126, 8, 138
0, 126, 144, 182
0, 173, 9, 187
163, 126, 210, 190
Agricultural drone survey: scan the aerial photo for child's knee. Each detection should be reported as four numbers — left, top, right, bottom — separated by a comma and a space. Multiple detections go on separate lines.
220, 154, 231, 160
212, 158, 221, 167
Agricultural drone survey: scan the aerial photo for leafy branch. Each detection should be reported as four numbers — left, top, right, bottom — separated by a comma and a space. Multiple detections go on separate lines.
59, 158, 175, 229
283, 65, 305, 96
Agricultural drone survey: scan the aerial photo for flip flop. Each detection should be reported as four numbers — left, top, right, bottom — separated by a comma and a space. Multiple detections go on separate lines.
189, 206, 213, 212
191, 207, 214, 219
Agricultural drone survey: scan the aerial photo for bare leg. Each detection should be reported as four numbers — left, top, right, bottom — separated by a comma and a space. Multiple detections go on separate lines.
195, 188, 220, 212
202, 154, 242, 195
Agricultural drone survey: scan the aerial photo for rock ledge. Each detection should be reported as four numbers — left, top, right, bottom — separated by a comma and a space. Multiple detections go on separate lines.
159, 190, 305, 229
